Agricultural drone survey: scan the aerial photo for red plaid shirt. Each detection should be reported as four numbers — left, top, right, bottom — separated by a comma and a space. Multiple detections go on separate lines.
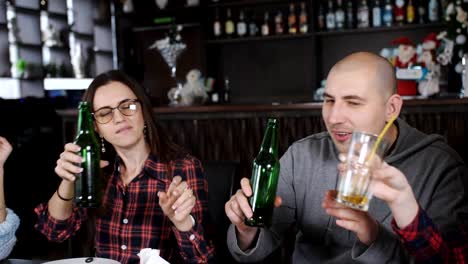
392, 207, 468, 263
35, 155, 215, 264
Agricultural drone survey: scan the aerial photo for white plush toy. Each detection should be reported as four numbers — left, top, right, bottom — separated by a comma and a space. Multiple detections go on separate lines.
179, 69, 208, 106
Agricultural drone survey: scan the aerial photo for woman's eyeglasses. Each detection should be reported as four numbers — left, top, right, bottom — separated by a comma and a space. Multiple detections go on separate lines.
92, 99, 140, 124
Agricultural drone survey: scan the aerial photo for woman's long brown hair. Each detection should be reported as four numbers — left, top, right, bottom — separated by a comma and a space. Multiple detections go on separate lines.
78, 70, 187, 255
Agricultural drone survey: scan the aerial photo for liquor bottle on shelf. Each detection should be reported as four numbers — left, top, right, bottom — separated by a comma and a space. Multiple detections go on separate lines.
237, 10, 247, 37
406, 0, 415, 23
357, 0, 370, 28
275, 11, 284, 34
261, 11, 270, 36
326, 0, 336, 30
288, 3, 298, 34
210, 91, 220, 104
223, 77, 231, 103
346, 0, 355, 28
335, 0, 345, 29
213, 8, 222, 38
372, 0, 382, 27
394, 0, 405, 25
299, 2, 308, 33
318, 1, 326, 31
249, 12, 259, 36
418, 0, 426, 24
383, 0, 393, 26
428, 0, 439, 22
225, 8, 235, 38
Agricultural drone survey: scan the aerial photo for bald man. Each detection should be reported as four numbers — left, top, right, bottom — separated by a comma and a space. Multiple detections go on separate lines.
225, 52, 468, 263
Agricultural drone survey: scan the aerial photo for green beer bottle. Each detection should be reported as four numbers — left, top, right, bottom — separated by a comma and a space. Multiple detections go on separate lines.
74, 101, 103, 208
245, 118, 280, 227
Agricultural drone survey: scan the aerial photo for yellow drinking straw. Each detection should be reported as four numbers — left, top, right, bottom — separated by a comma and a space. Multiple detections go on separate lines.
368, 115, 397, 162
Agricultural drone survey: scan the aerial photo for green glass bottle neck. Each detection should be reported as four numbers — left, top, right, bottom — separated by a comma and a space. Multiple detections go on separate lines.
77, 105, 95, 135
259, 122, 279, 155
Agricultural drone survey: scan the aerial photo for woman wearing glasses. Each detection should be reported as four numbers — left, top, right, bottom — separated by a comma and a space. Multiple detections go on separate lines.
35, 70, 214, 263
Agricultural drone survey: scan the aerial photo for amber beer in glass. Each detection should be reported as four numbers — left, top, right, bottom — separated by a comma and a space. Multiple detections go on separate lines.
336, 131, 389, 211
245, 118, 280, 227
74, 101, 103, 208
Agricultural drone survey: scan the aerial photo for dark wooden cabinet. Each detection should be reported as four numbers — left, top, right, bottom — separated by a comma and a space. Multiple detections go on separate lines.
113, 0, 446, 106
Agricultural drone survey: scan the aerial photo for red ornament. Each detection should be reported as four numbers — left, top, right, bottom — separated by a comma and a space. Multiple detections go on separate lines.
391, 36, 418, 96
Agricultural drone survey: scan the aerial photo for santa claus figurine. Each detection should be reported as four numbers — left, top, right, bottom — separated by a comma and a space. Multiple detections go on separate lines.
391, 36, 418, 96
417, 32, 441, 97
417, 32, 439, 69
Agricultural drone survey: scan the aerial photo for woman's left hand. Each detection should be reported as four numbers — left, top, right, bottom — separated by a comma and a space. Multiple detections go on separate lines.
158, 176, 196, 231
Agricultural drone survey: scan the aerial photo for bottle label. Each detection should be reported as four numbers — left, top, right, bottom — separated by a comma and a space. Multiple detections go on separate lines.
288, 15, 297, 33
383, 9, 393, 25
372, 8, 381, 26
326, 13, 336, 29
300, 14, 307, 25
211, 93, 219, 103
276, 24, 284, 34
407, 6, 415, 22
249, 24, 258, 36
237, 23, 247, 36
214, 22, 221, 36
428, 0, 438, 22
357, 8, 369, 27
262, 25, 269, 36
226, 21, 234, 35
335, 10, 345, 28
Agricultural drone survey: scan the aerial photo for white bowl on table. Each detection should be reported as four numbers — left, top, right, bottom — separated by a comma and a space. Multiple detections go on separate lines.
41, 258, 120, 264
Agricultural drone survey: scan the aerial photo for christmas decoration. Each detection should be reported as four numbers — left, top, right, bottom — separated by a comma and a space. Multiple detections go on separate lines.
149, 25, 187, 106
437, 0, 467, 93
391, 36, 418, 95
437, 1, 467, 65
417, 32, 441, 96
178, 69, 208, 106
148, 25, 186, 79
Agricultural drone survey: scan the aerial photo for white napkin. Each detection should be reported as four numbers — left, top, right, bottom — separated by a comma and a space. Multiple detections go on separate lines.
138, 248, 170, 264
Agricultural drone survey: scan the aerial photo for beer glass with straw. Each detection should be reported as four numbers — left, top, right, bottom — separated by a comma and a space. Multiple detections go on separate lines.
336, 116, 397, 211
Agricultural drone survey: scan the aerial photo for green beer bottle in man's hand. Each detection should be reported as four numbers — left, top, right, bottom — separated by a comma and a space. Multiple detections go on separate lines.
74, 101, 103, 208
245, 118, 280, 227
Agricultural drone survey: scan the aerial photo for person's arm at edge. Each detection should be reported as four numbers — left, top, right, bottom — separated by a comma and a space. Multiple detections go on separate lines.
392, 207, 457, 263
0, 137, 20, 260
0, 167, 6, 223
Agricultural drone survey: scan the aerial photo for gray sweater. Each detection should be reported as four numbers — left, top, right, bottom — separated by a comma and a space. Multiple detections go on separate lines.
227, 118, 468, 263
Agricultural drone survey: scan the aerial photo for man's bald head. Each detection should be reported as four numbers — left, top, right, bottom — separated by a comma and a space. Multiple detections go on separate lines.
328, 52, 397, 99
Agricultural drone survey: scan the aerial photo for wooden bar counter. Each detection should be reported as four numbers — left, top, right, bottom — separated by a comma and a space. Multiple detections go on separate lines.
58, 98, 468, 178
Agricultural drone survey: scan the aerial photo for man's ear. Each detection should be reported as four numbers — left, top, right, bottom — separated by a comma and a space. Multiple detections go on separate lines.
386, 94, 403, 122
